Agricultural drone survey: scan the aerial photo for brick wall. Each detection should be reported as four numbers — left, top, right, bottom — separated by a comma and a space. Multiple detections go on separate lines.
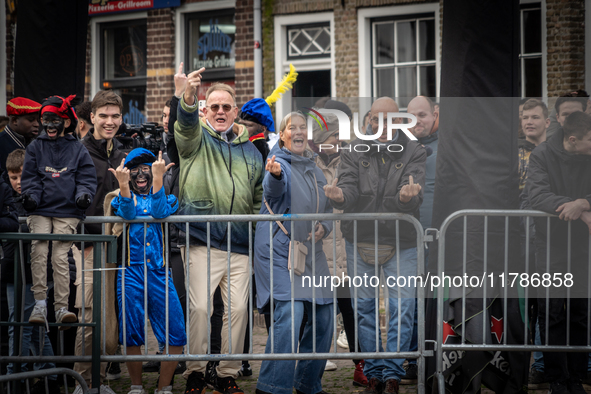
146, 8, 176, 123
5, 11, 15, 101
546, 0, 585, 97
235, 0, 255, 106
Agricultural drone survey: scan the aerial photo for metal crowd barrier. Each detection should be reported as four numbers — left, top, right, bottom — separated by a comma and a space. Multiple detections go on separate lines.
7, 210, 589, 394
433, 209, 591, 394
1, 213, 427, 393
0, 232, 117, 394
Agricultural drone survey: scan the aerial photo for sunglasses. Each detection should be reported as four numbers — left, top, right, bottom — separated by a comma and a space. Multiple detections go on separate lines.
207, 104, 235, 112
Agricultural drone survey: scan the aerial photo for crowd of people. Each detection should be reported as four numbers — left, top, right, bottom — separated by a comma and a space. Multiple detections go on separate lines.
1, 64, 591, 394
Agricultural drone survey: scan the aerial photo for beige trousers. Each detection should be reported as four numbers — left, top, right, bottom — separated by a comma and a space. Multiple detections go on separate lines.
27, 215, 79, 309
72, 245, 118, 385
181, 246, 250, 378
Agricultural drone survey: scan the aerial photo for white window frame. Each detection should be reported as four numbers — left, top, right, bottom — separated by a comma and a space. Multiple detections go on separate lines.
519, 0, 547, 98
358, 3, 440, 99
274, 12, 335, 123
174, 0, 236, 72
90, 11, 148, 99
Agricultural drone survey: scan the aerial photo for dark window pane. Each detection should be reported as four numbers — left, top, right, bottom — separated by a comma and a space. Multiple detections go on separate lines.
397, 21, 416, 63
189, 15, 235, 70
419, 65, 436, 97
315, 28, 331, 53
375, 23, 394, 64
114, 86, 147, 125
375, 68, 394, 98
103, 24, 147, 79
397, 67, 417, 107
523, 9, 541, 54
524, 57, 542, 98
419, 19, 435, 61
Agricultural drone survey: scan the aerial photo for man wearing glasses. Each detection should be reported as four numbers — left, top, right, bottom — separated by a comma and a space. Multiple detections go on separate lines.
174, 68, 264, 394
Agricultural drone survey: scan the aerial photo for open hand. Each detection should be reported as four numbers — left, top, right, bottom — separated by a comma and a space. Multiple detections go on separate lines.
323, 178, 344, 203
556, 199, 590, 221
183, 67, 205, 106
152, 151, 175, 181
266, 155, 282, 177
400, 175, 421, 203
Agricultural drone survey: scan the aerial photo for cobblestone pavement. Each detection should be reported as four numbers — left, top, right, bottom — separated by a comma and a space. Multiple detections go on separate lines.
71, 320, 585, 394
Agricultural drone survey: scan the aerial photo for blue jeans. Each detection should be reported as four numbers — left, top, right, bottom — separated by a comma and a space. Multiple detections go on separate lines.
532, 320, 544, 371
345, 240, 417, 382
257, 300, 334, 394
6, 283, 56, 377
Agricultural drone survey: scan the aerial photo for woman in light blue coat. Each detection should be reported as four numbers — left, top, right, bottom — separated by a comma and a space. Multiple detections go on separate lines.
254, 112, 334, 394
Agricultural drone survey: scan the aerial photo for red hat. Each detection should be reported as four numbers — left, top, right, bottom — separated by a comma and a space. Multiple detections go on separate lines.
6, 97, 42, 116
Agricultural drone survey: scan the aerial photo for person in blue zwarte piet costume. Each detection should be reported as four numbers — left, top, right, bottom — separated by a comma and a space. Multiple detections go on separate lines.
109, 147, 186, 394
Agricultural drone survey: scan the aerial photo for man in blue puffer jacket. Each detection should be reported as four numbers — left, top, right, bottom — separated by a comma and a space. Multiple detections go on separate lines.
21, 95, 97, 330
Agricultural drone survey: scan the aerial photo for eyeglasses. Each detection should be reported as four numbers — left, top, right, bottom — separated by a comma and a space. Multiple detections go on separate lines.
207, 104, 235, 112
370, 116, 388, 124
130, 167, 151, 176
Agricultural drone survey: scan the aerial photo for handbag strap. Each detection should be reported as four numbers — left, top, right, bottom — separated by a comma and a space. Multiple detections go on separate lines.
264, 171, 320, 236
264, 199, 289, 236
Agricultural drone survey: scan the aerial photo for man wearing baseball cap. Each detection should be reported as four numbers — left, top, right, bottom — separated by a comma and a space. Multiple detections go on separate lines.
0, 97, 41, 176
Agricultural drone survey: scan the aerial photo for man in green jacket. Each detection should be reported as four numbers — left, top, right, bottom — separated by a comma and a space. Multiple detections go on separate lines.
175, 68, 264, 394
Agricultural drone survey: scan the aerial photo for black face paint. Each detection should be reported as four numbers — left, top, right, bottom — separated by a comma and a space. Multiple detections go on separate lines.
129, 167, 153, 195
42, 115, 65, 140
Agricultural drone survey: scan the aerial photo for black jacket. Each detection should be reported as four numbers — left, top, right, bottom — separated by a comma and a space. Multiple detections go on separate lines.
332, 132, 426, 249
81, 131, 127, 234
526, 129, 591, 290
21, 133, 97, 219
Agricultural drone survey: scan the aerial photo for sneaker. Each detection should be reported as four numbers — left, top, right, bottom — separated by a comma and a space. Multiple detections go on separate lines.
143, 352, 162, 373
337, 329, 349, 349
236, 362, 252, 378
400, 363, 417, 384
184, 371, 206, 394
383, 379, 399, 394
204, 361, 219, 389
30, 379, 61, 394
100, 385, 117, 394
361, 377, 383, 394
106, 362, 121, 380
29, 304, 49, 331
567, 378, 587, 394
155, 386, 173, 394
213, 376, 244, 394
128, 385, 146, 394
528, 367, 549, 389
353, 360, 369, 387
325, 360, 337, 371
175, 361, 186, 375
55, 307, 77, 330
548, 381, 568, 394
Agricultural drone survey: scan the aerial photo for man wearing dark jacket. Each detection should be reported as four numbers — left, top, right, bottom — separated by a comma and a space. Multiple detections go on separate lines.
0, 97, 41, 178
324, 97, 426, 394
73, 90, 126, 394
526, 111, 591, 394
